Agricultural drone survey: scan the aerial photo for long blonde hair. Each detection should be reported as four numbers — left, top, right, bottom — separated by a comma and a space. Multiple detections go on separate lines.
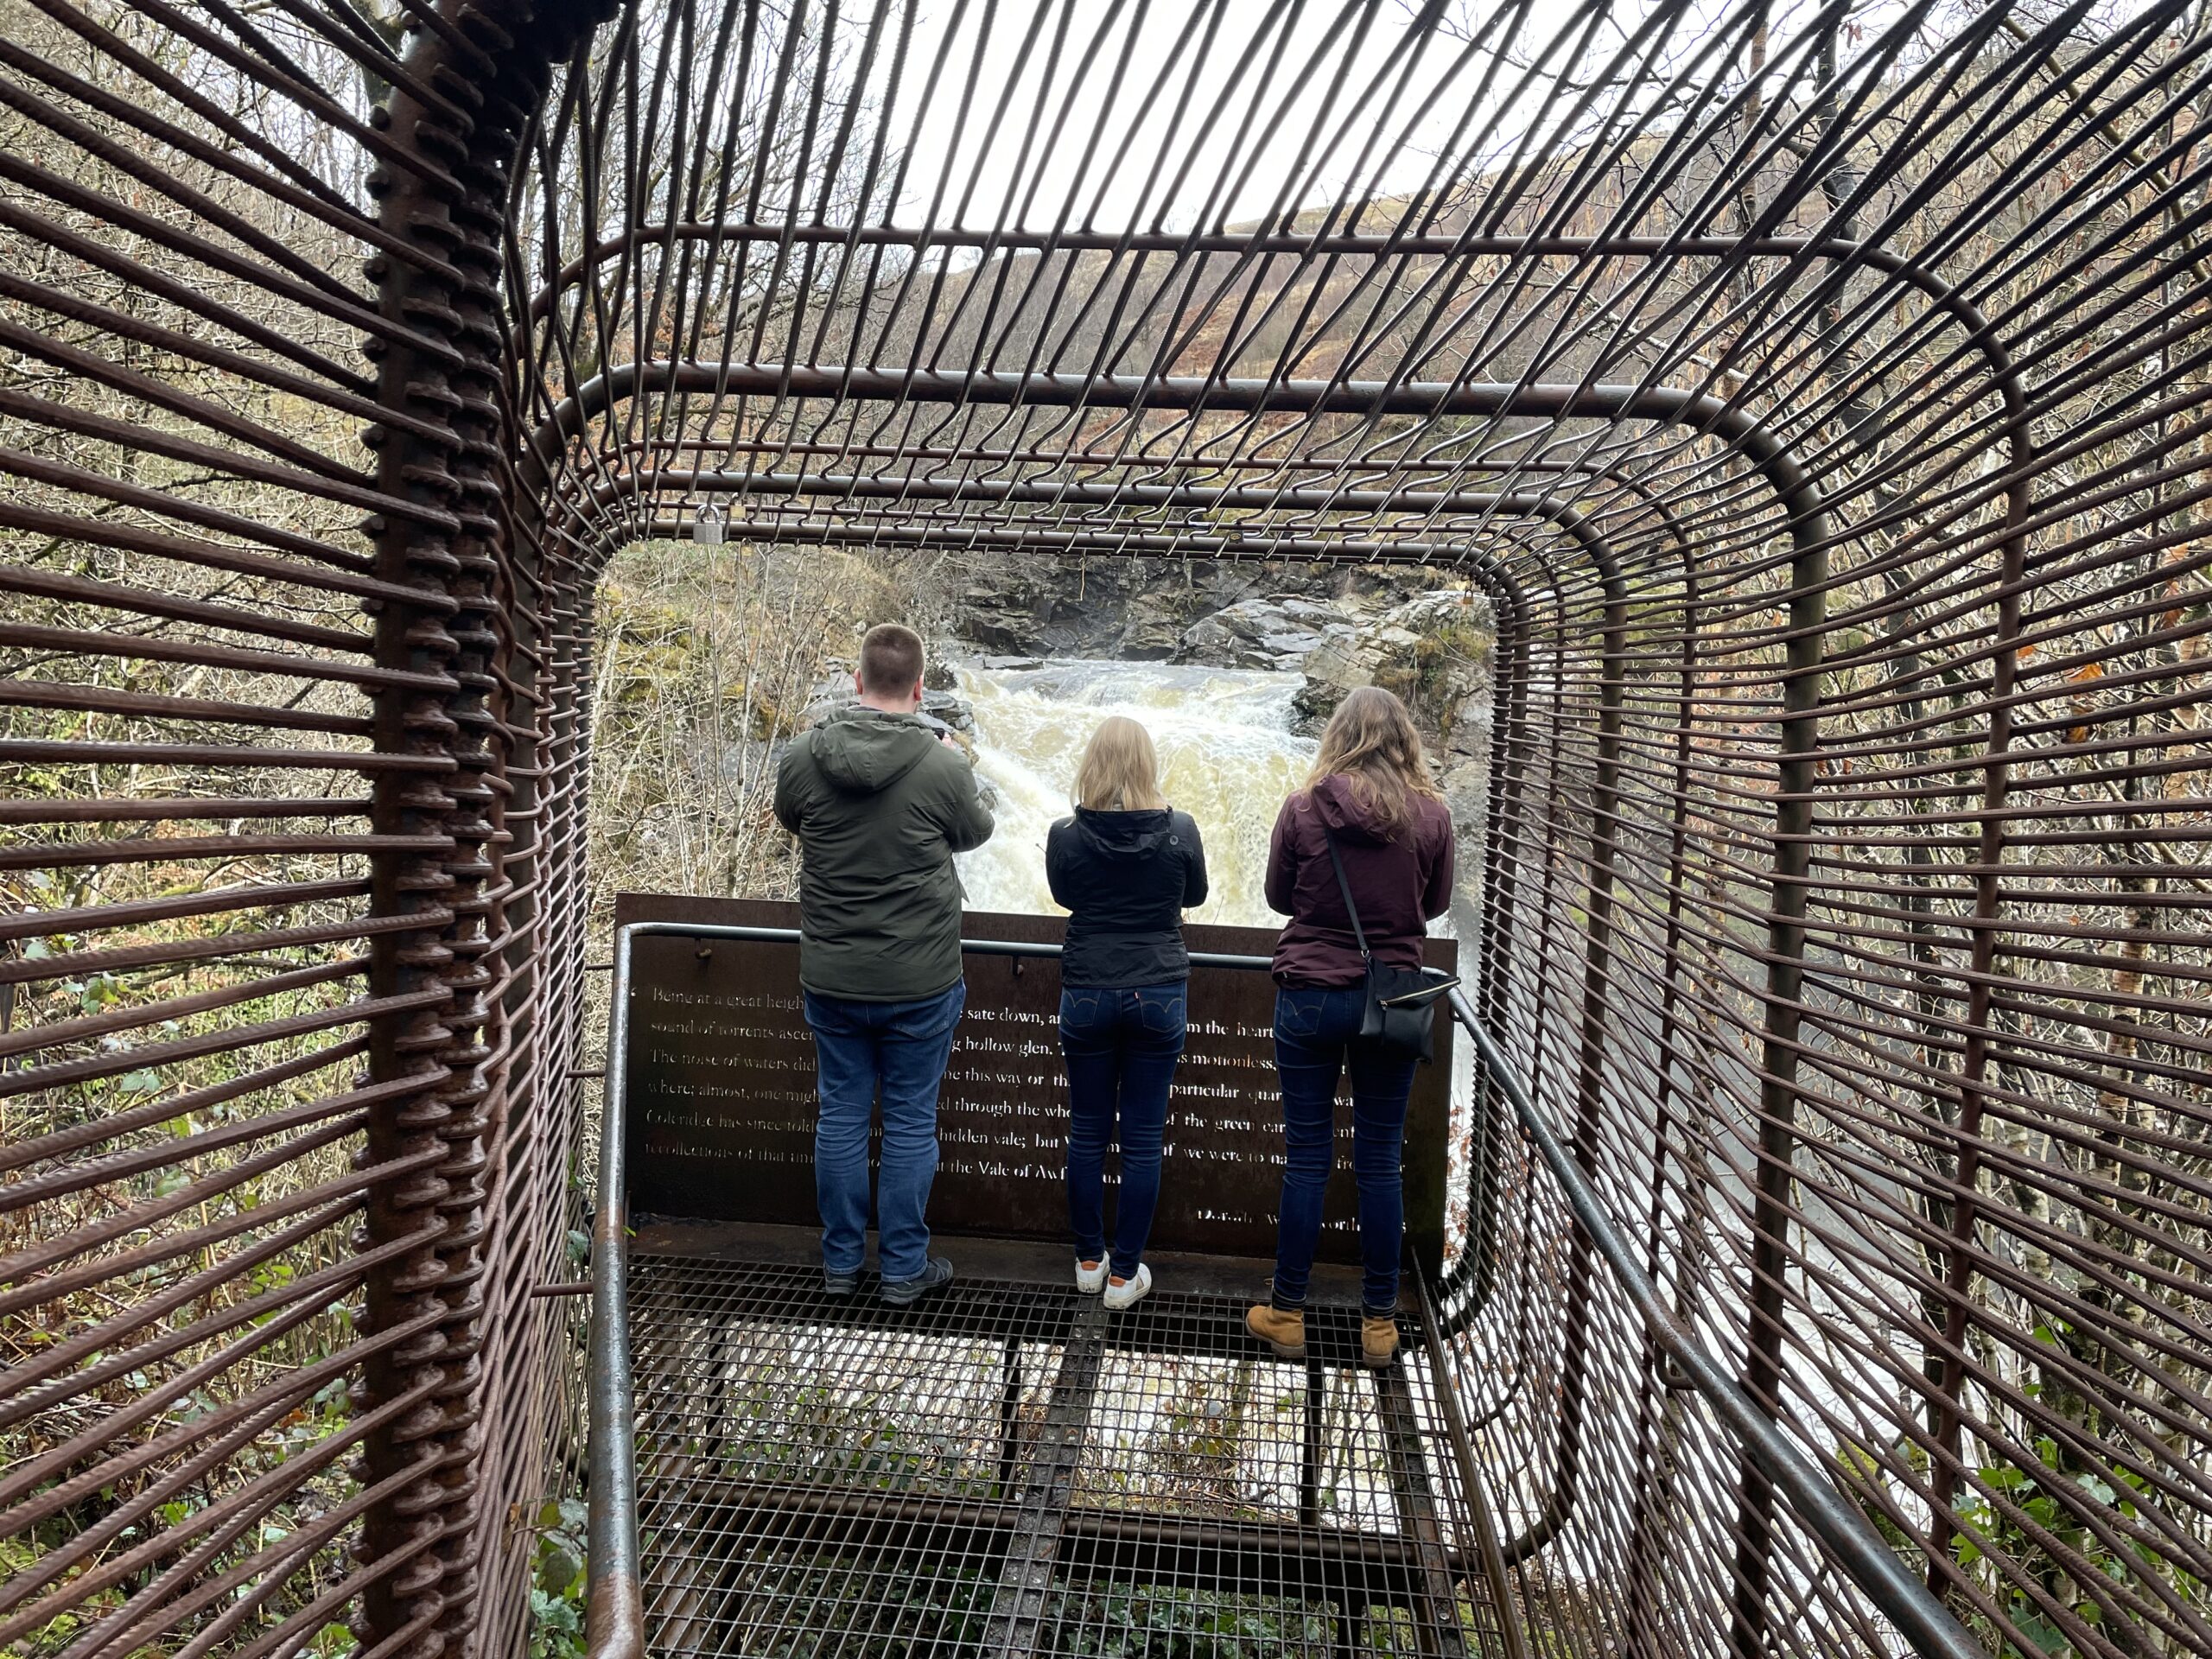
1074, 715, 1168, 811
1304, 686, 1441, 837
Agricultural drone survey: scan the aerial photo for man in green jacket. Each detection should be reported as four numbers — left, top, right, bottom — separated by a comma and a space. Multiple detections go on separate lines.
774, 622, 995, 1306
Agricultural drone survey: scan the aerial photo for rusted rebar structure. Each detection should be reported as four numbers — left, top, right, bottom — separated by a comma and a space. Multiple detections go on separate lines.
3, 2, 2209, 1656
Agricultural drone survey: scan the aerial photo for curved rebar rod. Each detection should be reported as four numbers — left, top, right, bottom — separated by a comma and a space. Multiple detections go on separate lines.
1443, 988, 1982, 1659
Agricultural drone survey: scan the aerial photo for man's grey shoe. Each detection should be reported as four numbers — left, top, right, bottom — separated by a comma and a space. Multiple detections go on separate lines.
823, 1268, 859, 1297
880, 1257, 955, 1306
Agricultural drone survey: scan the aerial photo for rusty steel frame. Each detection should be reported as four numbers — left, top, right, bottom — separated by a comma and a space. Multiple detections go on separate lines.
3, 3, 2210, 1659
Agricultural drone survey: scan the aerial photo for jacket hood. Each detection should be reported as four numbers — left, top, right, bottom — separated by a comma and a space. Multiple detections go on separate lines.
810, 706, 938, 794
1074, 806, 1173, 860
1310, 772, 1398, 844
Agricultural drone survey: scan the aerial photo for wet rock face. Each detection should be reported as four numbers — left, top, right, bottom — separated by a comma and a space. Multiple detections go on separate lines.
1290, 588, 1497, 827
957, 592, 1070, 656
1170, 594, 1376, 672
923, 690, 976, 734
1293, 590, 1494, 724
955, 561, 1163, 657
950, 555, 1363, 659
1116, 584, 1219, 659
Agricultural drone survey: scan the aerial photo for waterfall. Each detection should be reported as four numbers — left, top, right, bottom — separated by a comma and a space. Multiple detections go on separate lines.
953, 659, 1316, 926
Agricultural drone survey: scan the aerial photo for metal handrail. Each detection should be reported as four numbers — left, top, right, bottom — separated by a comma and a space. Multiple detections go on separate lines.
1441, 988, 1980, 1659
585, 922, 1976, 1659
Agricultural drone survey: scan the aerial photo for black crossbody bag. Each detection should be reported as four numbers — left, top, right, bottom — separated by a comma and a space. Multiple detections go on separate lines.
1319, 826, 1455, 1064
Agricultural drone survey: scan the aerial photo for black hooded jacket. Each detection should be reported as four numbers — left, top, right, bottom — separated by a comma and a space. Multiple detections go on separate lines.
1045, 808, 1209, 988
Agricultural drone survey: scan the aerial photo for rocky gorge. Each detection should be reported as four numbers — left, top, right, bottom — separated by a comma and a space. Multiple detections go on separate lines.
948, 556, 1497, 835
791, 552, 1497, 931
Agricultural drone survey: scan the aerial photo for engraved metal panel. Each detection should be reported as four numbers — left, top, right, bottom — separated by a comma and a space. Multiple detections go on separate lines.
615, 893, 1452, 1270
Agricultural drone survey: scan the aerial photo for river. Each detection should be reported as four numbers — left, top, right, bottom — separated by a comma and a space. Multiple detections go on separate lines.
952, 658, 1315, 925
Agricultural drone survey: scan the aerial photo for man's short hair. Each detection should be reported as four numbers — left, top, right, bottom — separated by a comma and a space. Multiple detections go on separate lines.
858, 622, 925, 696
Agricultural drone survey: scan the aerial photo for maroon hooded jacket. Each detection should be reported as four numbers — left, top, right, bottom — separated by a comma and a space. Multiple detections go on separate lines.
1264, 773, 1454, 986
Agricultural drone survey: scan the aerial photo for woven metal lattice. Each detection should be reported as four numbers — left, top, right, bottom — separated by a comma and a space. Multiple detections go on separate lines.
620, 1252, 1503, 1659
1, 3, 2207, 1658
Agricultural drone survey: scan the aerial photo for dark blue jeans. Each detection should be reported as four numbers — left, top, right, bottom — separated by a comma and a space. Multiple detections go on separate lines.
1059, 983, 1186, 1279
804, 980, 966, 1283
1271, 985, 1419, 1314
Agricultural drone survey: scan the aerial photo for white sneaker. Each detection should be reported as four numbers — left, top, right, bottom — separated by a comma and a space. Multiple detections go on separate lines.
1075, 1258, 1108, 1294
1103, 1263, 1152, 1311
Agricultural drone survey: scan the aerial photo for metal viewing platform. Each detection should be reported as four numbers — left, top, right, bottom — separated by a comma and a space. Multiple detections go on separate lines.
589, 902, 1506, 1657
616, 1243, 1496, 1658
3, 6, 2209, 1659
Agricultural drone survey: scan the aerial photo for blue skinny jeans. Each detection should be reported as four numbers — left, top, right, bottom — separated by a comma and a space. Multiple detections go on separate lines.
1059, 982, 1186, 1279
1269, 984, 1418, 1315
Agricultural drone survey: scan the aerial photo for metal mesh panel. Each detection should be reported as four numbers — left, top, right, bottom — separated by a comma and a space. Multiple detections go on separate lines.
0, 3, 2206, 1658
624, 1252, 1497, 1659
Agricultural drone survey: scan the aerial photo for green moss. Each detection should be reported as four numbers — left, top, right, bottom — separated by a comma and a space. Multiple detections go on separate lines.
1400, 613, 1493, 740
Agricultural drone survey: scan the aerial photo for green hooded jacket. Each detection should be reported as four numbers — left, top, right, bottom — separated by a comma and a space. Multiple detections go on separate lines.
772, 706, 996, 1001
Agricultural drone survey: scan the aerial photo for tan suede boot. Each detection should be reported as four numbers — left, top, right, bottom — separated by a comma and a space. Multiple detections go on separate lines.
1361, 1313, 1400, 1369
1245, 1302, 1306, 1361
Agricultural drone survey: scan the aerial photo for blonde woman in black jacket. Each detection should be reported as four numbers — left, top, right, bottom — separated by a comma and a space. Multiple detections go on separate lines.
1046, 716, 1208, 1311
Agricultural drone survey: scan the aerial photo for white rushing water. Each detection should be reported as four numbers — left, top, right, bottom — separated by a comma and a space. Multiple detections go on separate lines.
953, 658, 1316, 927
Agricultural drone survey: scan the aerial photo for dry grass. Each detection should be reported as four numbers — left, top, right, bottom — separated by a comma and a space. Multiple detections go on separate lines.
583, 539, 931, 918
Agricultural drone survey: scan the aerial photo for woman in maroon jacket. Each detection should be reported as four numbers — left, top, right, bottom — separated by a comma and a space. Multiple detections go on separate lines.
1246, 686, 1453, 1369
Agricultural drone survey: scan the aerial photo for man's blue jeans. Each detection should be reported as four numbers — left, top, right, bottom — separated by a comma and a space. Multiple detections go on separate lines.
1270, 984, 1419, 1314
1060, 983, 1185, 1279
804, 980, 966, 1283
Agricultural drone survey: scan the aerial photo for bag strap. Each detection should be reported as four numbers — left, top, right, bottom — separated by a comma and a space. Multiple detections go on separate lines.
1318, 824, 1372, 963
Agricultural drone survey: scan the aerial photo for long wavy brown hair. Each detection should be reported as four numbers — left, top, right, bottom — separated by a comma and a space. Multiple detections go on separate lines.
1303, 686, 1442, 837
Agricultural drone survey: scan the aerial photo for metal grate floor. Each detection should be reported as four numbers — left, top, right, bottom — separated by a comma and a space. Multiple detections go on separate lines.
627, 1252, 1502, 1657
